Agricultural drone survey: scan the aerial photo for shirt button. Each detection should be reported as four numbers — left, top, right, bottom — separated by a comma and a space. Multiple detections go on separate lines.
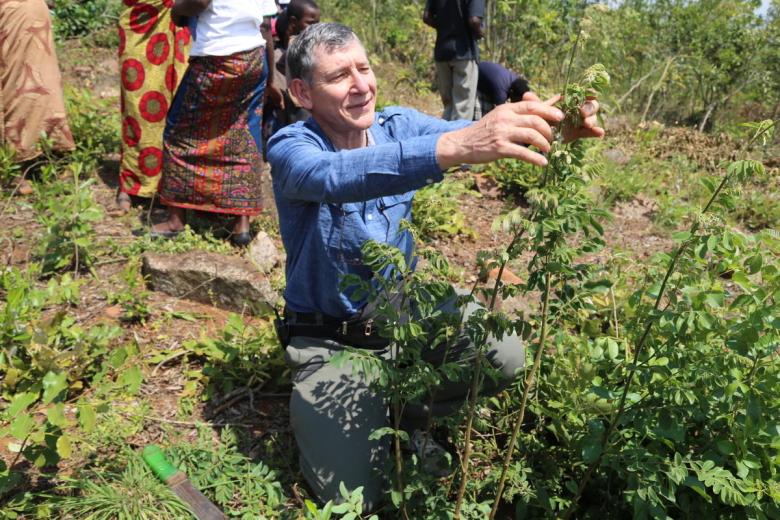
378, 117, 385, 124
367, 213, 373, 220
426, 178, 434, 184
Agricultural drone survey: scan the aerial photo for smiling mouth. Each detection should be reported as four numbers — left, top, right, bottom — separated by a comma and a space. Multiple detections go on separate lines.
347, 97, 373, 110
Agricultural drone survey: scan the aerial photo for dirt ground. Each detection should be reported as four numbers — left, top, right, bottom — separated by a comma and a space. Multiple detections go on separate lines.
1, 38, 721, 500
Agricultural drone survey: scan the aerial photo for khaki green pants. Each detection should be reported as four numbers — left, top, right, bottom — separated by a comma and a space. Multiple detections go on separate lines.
284, 298, 525, 511
435, 59, 480, 121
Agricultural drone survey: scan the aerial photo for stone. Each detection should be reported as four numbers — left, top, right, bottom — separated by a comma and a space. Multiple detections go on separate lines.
142, 251, 277, 314
103, 306, 123, 319
603, 148, 631, 165
246, 231, 282, 274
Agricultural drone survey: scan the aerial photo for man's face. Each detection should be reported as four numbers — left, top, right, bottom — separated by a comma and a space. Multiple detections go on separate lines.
290, 6, 320, 35
295, 40, 377, 136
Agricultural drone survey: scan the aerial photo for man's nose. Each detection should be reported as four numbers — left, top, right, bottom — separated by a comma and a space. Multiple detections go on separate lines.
350, 69, 369, 93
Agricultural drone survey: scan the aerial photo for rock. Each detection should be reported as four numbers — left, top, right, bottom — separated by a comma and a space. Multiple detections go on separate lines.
103, 306, 123, 319
246, 231, 281, 274
603, 148, 631, 165
17, 179, 33, 196
141, 251, 277, 314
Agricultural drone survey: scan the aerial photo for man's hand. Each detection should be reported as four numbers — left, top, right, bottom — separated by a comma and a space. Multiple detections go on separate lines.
436, 92, 604, 169
562, 97, 604, 142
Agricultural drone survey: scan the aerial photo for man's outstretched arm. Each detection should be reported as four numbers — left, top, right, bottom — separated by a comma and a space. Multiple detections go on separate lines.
436, 93, 603, 169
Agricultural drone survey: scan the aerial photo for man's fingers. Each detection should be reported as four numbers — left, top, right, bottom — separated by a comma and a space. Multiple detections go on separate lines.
507, 101, 564, 124
581, 99, 599, 118
522, 91, 541, 102
502, 142, 549, 167
544, 94, 561, 106
511, 113, 555, 144
507, 126, 552, 153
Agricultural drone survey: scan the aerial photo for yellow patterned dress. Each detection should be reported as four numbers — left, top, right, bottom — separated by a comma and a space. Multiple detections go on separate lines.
0, 0, 75, 161
118, 0, 190, 198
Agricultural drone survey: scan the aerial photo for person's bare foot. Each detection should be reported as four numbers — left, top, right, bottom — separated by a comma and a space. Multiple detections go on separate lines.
116, 192, 131, 212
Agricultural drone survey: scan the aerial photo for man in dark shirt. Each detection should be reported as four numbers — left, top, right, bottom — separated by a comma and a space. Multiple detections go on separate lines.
477, 61, 530, 115
423, 0, 484, 121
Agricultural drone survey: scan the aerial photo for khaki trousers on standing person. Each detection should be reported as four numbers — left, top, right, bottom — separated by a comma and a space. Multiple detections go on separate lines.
435, 59, 480, 121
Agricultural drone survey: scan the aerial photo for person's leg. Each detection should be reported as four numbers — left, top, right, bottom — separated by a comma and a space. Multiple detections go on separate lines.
286, 337, 390, 512
150, 206, 185, 233
450, 59, 479, 121
402, 291, 526, 430
435, 61, 454, 121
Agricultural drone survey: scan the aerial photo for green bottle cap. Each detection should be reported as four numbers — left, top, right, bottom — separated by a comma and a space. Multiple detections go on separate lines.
142, 445, 179, 483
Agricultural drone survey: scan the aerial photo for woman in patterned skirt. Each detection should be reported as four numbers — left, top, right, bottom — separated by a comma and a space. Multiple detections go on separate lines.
0, 0, 75, 192
150, 0, 272, 246
117, 0, 191, 211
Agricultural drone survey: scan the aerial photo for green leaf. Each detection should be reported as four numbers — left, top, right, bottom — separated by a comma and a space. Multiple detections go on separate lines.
41, 372, 67, 405
745, 254, 762, 274
9, 414, 35, 440
46, 403, 68, 428
56, 434, 72, 459
606, 339, 619, 360
5, 392, 39, 418
120, 365, 143, 394
77, 403, 96, 433
716, 439, 735, 455
683, 476, 710, 500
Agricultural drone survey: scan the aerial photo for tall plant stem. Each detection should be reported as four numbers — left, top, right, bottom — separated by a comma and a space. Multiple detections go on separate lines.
560, 172, 732, 520
488, 272, 552, 519
392, 398, 409, 520
454, 231, 525, 518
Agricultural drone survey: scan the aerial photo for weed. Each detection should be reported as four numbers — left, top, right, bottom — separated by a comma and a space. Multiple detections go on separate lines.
183, 314, 287, 400
58, 451, 194, 520
64, 88, 120, 169
168, 426, 286, 518
121, 226, 234, 257
107, 260, 151, 324
0, 146, 20, 188
33, 162, 102, 275
51, 0, 123, 41
412, 178, 477, 241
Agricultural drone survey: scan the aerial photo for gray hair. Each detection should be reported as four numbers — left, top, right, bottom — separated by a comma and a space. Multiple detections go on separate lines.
286, 22, 360, 84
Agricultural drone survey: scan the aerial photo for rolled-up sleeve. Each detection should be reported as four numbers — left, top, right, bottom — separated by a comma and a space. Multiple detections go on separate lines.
269, 133, 442, 203
268, 108, 472, 204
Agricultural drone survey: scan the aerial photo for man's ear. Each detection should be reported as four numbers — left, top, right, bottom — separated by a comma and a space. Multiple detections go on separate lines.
289, 78, 314, 110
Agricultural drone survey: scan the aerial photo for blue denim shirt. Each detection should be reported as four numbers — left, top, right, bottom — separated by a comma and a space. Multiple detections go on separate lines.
267, 106, 470, 318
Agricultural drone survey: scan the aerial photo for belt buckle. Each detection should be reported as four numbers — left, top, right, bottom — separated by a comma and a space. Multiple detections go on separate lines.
341, 321, 348, 335
364, 319, 373, 336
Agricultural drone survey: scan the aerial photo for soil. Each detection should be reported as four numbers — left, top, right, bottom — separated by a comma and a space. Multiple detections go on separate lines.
1, 36, 746, 504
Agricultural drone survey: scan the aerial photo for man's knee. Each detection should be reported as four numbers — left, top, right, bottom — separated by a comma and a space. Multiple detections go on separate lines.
301, 453, 386, 513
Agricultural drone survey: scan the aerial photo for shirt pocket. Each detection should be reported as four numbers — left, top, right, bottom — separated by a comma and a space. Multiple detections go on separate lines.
326, 202, 367, 266
378, 191, 415, 243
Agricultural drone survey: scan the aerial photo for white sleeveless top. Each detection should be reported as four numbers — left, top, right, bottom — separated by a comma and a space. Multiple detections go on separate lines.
190, 0, 274, 57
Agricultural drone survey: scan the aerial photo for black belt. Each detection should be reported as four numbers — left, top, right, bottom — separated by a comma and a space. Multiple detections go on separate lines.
276, 308, 389, 349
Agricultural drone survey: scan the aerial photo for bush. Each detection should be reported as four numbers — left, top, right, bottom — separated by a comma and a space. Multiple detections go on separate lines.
51, 0, 122, 41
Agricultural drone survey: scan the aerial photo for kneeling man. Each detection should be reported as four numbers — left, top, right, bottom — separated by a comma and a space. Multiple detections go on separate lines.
267, 22, 603, 510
